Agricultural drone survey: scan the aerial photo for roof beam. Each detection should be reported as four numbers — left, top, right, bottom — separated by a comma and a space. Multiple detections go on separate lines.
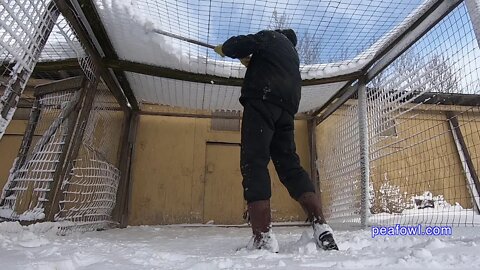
105, 58, 360, 87
314, 82, 358, 125
105, 59, 243, 86
1, 59, 80, 74
73, 0, 140, 110
54, 0, 135, 110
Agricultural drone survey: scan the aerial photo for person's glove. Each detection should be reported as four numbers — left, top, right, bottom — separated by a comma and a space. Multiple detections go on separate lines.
214, 45, 225, 57
240, 56, 251, 67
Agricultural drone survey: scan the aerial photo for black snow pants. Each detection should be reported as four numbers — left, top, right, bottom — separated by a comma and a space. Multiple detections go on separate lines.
240, 99, 315, 203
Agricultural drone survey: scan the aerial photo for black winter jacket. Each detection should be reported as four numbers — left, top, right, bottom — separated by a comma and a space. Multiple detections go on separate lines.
222, 30, 301, 116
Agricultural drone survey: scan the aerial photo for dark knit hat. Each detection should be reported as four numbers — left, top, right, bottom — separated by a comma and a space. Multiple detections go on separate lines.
275, 29, 297, 46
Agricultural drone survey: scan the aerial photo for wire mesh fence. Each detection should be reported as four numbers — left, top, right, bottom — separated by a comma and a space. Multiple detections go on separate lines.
0, 78, 124, 234
1, 0, 480, 231
318, 1, 480, 227
316, 94, 362, 225
0, 89, 80, 221
0, 0, 124, 234
0, 1, 59, 139
56, 86, 123, 234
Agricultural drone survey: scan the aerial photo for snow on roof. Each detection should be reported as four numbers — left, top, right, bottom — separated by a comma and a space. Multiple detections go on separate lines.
28, 0, 434, 112
93, 0, 430, 79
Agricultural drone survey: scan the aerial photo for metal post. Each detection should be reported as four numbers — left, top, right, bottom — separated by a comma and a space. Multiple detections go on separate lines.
358, 77, 370, 228
466, 0, 480, 48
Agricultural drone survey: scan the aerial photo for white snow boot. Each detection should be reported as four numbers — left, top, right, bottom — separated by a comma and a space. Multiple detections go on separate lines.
246, 200, 279, 253
246, 230, 279, 253
297, 192, 338, 251
313, 222, 338, 251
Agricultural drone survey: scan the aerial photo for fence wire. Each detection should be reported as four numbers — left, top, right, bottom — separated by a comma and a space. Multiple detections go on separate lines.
0, 1, 59, 139
0, 90, 79, 221
1, 0, 122, 234
56, 86, 123, 234
366, 1, 480, 226
318, 1, 480, 227
93, 0, 433, 112
317, 94, 362, 224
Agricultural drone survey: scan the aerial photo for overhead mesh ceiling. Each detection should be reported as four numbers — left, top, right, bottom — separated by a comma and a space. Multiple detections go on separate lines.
83, 0, 435, 112
39, 15, 85, 61
94, 0, 429, 76
9, 0, 441, 113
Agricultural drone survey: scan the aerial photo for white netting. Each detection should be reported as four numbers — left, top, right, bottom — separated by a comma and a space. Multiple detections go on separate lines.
317, 95, 362, 224
1, 0, 121, 233
94, 0, 428, 68
127, 72, 347, 113
1, 0, 97, 140
0, 1, 59, 139
56, 87, 122, 234
0, 90, 79, 221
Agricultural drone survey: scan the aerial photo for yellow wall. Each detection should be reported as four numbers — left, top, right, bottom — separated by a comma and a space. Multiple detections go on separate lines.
0, 120, 27, 192
3, 101, 477, 225
316, 105, 477, 213
128, 115, 309, 225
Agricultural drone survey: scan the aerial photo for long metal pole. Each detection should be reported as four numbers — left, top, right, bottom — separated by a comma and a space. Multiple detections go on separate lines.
151, 28, 215, 49
358, 77, 370, 228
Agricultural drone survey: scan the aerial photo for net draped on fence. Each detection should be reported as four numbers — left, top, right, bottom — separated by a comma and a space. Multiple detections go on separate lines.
0, 0, 124, 234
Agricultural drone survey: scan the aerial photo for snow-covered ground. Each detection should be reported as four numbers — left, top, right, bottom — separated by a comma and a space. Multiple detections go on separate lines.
1, 222, 480, 270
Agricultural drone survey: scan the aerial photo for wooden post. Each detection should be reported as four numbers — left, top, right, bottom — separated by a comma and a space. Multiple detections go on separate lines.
112, 110, 139, 227
44, 75, 100, 221
446, 111, 480, 213
53, 0, 132, 111
307, 119, 320, 192
15, 99, 41, 171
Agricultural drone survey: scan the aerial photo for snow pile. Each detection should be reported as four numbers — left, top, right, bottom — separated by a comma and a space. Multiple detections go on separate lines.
92, 0, 439, 82
2, 223, 480, 269
0, 207, 45, 221
94, 0, 372, 81
95, 0, 246, 79
370, 190, 480, 225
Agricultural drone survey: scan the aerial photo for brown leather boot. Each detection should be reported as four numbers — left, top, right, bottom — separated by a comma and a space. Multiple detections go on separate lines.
297, 192, 326, 223
246, 200, 279, 252
297, 192, 338, 250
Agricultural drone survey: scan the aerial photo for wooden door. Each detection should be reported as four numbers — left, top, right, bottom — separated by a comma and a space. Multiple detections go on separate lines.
204, 143, 245, 224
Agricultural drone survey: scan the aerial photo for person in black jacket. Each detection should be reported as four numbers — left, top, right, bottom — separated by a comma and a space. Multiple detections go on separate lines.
214, 29, 338, 252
